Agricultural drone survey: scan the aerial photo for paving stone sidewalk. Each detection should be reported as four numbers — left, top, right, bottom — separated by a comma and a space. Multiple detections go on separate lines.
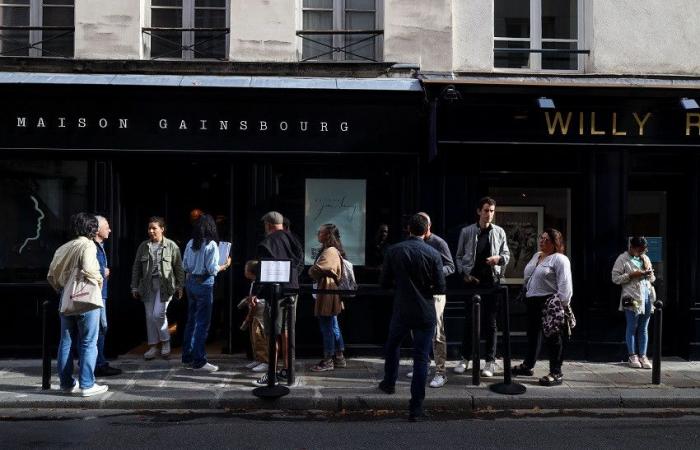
1, 356, 699, 412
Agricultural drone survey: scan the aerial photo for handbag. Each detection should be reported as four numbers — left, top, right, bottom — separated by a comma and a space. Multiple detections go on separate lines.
60, 267, 104, 316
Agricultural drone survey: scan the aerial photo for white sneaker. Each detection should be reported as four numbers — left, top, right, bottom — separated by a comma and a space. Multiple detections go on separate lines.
160, 341, 171, 358
639, 355, 653, 370
629, 354, 642, 368
252, 362, 269, 373
429, 374, 447, 388
481, 361, 496, 378
406, 371, 413, 378
144, 346, 158, 360
453, 359, 469, 374
61, 384, 79, 394
245, 361, 260, 369
80, 384, 109, 397
194, 362, 219, 372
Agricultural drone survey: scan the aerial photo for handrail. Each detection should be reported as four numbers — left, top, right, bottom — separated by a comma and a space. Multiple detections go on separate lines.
494, 48, 590, 55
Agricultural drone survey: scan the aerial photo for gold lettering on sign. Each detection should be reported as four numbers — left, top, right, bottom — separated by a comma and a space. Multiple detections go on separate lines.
686, 113, 700, 136
612, 112, 627, 136
545, 112, 573, 135
590, 112, 606, 135
579, 112, 584, 135
633, 112, 652, 136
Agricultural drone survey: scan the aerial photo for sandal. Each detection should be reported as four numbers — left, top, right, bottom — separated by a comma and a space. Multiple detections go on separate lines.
539, 373, 563, 386
511, 363, 535, 377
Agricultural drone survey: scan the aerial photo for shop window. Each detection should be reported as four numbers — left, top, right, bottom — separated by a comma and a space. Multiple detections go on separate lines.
488, 187, 572, 284
494, 0, 583, 71
0, 160, 88, 283
300, 0, 383, 62
146, 0, 229, 60
0, 0, 74, 58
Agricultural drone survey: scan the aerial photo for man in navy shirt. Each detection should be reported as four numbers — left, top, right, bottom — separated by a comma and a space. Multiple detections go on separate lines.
379, 214, 446, 421
94, 215, 121, 377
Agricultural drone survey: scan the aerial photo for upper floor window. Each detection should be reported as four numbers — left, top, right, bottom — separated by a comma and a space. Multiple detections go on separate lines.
300, 0, 383, 62
494, 0, 583, 71
0, 0, 74, 58
146, 0, 229, 60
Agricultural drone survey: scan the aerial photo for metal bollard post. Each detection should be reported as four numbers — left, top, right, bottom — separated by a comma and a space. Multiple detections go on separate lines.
471, 294, 481, 386
253, 283, 289, 398
286, 295, 296, 386
652, 300, 663, 385
489, 287, 526, 395
41, 300, 51, 390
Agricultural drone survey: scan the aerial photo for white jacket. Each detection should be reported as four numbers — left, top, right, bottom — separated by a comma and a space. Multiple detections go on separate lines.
611, 251, 656, 314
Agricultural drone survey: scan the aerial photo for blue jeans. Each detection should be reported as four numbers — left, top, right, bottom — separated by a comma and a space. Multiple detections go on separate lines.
182, 278, 214, 368
625, 297, 652, 356
318, 315, 345, 357
57, 308, 101, 389
382, 316, 435, 416
96, 297, 108, 368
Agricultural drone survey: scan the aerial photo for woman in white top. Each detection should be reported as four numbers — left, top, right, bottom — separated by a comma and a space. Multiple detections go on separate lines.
611, 236, 655, 369
512, 228, 573, 386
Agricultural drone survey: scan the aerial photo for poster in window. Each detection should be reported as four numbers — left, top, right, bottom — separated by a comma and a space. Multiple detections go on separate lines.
305, 179, 366, 266
495, 206, 544, 284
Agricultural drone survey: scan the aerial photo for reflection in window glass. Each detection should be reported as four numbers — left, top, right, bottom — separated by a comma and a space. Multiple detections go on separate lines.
0, 161, 88, 283
494, 0, 530, 38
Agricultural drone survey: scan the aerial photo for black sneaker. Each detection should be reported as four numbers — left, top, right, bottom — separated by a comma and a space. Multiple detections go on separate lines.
95, 365, 122, 377
378, 380, 395, 394
277, 368, 288, 382
252, 373, 278, 387
408, 411, 428, 422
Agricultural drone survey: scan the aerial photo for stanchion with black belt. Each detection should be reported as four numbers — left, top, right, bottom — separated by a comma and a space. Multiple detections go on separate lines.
489, 286, 526, 395
652, 300, 663, 385
471, 294, 481, 386
286, 295, 296, 386
252, 260, 291, 399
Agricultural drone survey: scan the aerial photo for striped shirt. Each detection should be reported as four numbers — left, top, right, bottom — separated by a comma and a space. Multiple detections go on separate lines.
523, 252, 573, 305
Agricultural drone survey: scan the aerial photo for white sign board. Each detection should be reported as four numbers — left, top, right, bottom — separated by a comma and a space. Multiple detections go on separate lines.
305, 179, 366, 265
258, 260, 291, 283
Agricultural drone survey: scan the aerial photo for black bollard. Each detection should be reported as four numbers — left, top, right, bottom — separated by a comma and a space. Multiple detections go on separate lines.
253, 283, 290, 398
471, 294, 481, 386
652, 300, 663, 385
489, 286, 526, 395
286, 296, 296, 386
41, 300, 51, 390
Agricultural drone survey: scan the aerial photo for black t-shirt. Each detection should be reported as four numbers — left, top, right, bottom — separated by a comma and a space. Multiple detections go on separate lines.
471, 225, 494, 286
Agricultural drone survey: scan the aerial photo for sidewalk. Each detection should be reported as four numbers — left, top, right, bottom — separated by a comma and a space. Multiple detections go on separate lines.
1, 356, 700, 412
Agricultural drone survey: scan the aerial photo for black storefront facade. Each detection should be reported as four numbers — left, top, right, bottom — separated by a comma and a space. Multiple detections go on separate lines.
423, 79, 700, 361
0, 75, 426, 358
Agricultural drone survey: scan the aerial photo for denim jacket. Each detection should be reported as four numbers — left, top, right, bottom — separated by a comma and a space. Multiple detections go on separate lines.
455, 223, 510, 282
131, 237, 185, 301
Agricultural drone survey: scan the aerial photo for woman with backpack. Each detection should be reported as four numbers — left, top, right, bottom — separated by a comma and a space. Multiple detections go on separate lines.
308, 223, 347, 372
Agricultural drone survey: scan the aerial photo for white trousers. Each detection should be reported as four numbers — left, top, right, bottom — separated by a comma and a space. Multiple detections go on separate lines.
144, 277, 172, 345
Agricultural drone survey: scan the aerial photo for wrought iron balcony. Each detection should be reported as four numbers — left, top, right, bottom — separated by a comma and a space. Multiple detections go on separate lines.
142, 27, 230, 61
0, 26, 74, 58
297, 29, 383, 62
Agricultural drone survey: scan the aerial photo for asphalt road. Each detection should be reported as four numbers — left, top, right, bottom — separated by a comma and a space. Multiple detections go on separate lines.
2, 409, 699, 449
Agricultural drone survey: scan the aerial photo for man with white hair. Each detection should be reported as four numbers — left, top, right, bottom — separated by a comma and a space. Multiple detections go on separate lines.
93, 215, 122, 377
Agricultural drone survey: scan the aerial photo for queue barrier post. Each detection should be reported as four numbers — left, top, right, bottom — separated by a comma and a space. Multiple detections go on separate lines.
489, 286, 526, 395
471, 294, 481, 386
41, 300, 51, 390
652, 300, 663, 385
252, 282, 290, 399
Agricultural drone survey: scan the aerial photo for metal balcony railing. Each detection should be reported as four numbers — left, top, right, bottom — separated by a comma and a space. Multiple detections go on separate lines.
142, 27, 230, 61
297, 29, 383, 62
0, 26, 74, 58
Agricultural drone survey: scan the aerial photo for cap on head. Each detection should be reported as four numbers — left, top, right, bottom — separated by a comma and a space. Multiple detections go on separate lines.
261, 211, 284, 225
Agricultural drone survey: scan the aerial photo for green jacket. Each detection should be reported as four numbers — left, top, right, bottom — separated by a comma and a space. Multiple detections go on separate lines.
130, 237, 185, 301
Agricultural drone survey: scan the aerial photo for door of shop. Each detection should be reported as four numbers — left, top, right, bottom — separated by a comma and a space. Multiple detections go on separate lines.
110, 158, 234, 356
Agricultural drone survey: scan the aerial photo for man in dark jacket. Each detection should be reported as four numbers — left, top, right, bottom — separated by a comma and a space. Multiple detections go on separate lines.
252, 211, 304, 387
379, 213, 446, 421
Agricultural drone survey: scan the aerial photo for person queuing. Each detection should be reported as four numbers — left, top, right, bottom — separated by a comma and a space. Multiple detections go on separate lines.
93, 215, 121, 377
454, 197, 510, 378
611, 236, 656, 369
130, 217, 185, 360
512, 228, 573, 386
308, 223, 347, 372
241, 260, 269, 374
405, 212, 454, 388
181, 214, 231, 372
252, 211, 304, 387
47, 213, 108, 397
378, 213, 446, 421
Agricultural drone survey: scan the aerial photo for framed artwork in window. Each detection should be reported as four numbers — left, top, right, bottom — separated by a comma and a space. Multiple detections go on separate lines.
495, 206, 544, 284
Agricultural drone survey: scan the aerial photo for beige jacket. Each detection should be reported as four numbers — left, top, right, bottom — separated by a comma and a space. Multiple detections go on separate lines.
309, 246, 343, 317
47, 236, 103, 292
611, 251, 656, 314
